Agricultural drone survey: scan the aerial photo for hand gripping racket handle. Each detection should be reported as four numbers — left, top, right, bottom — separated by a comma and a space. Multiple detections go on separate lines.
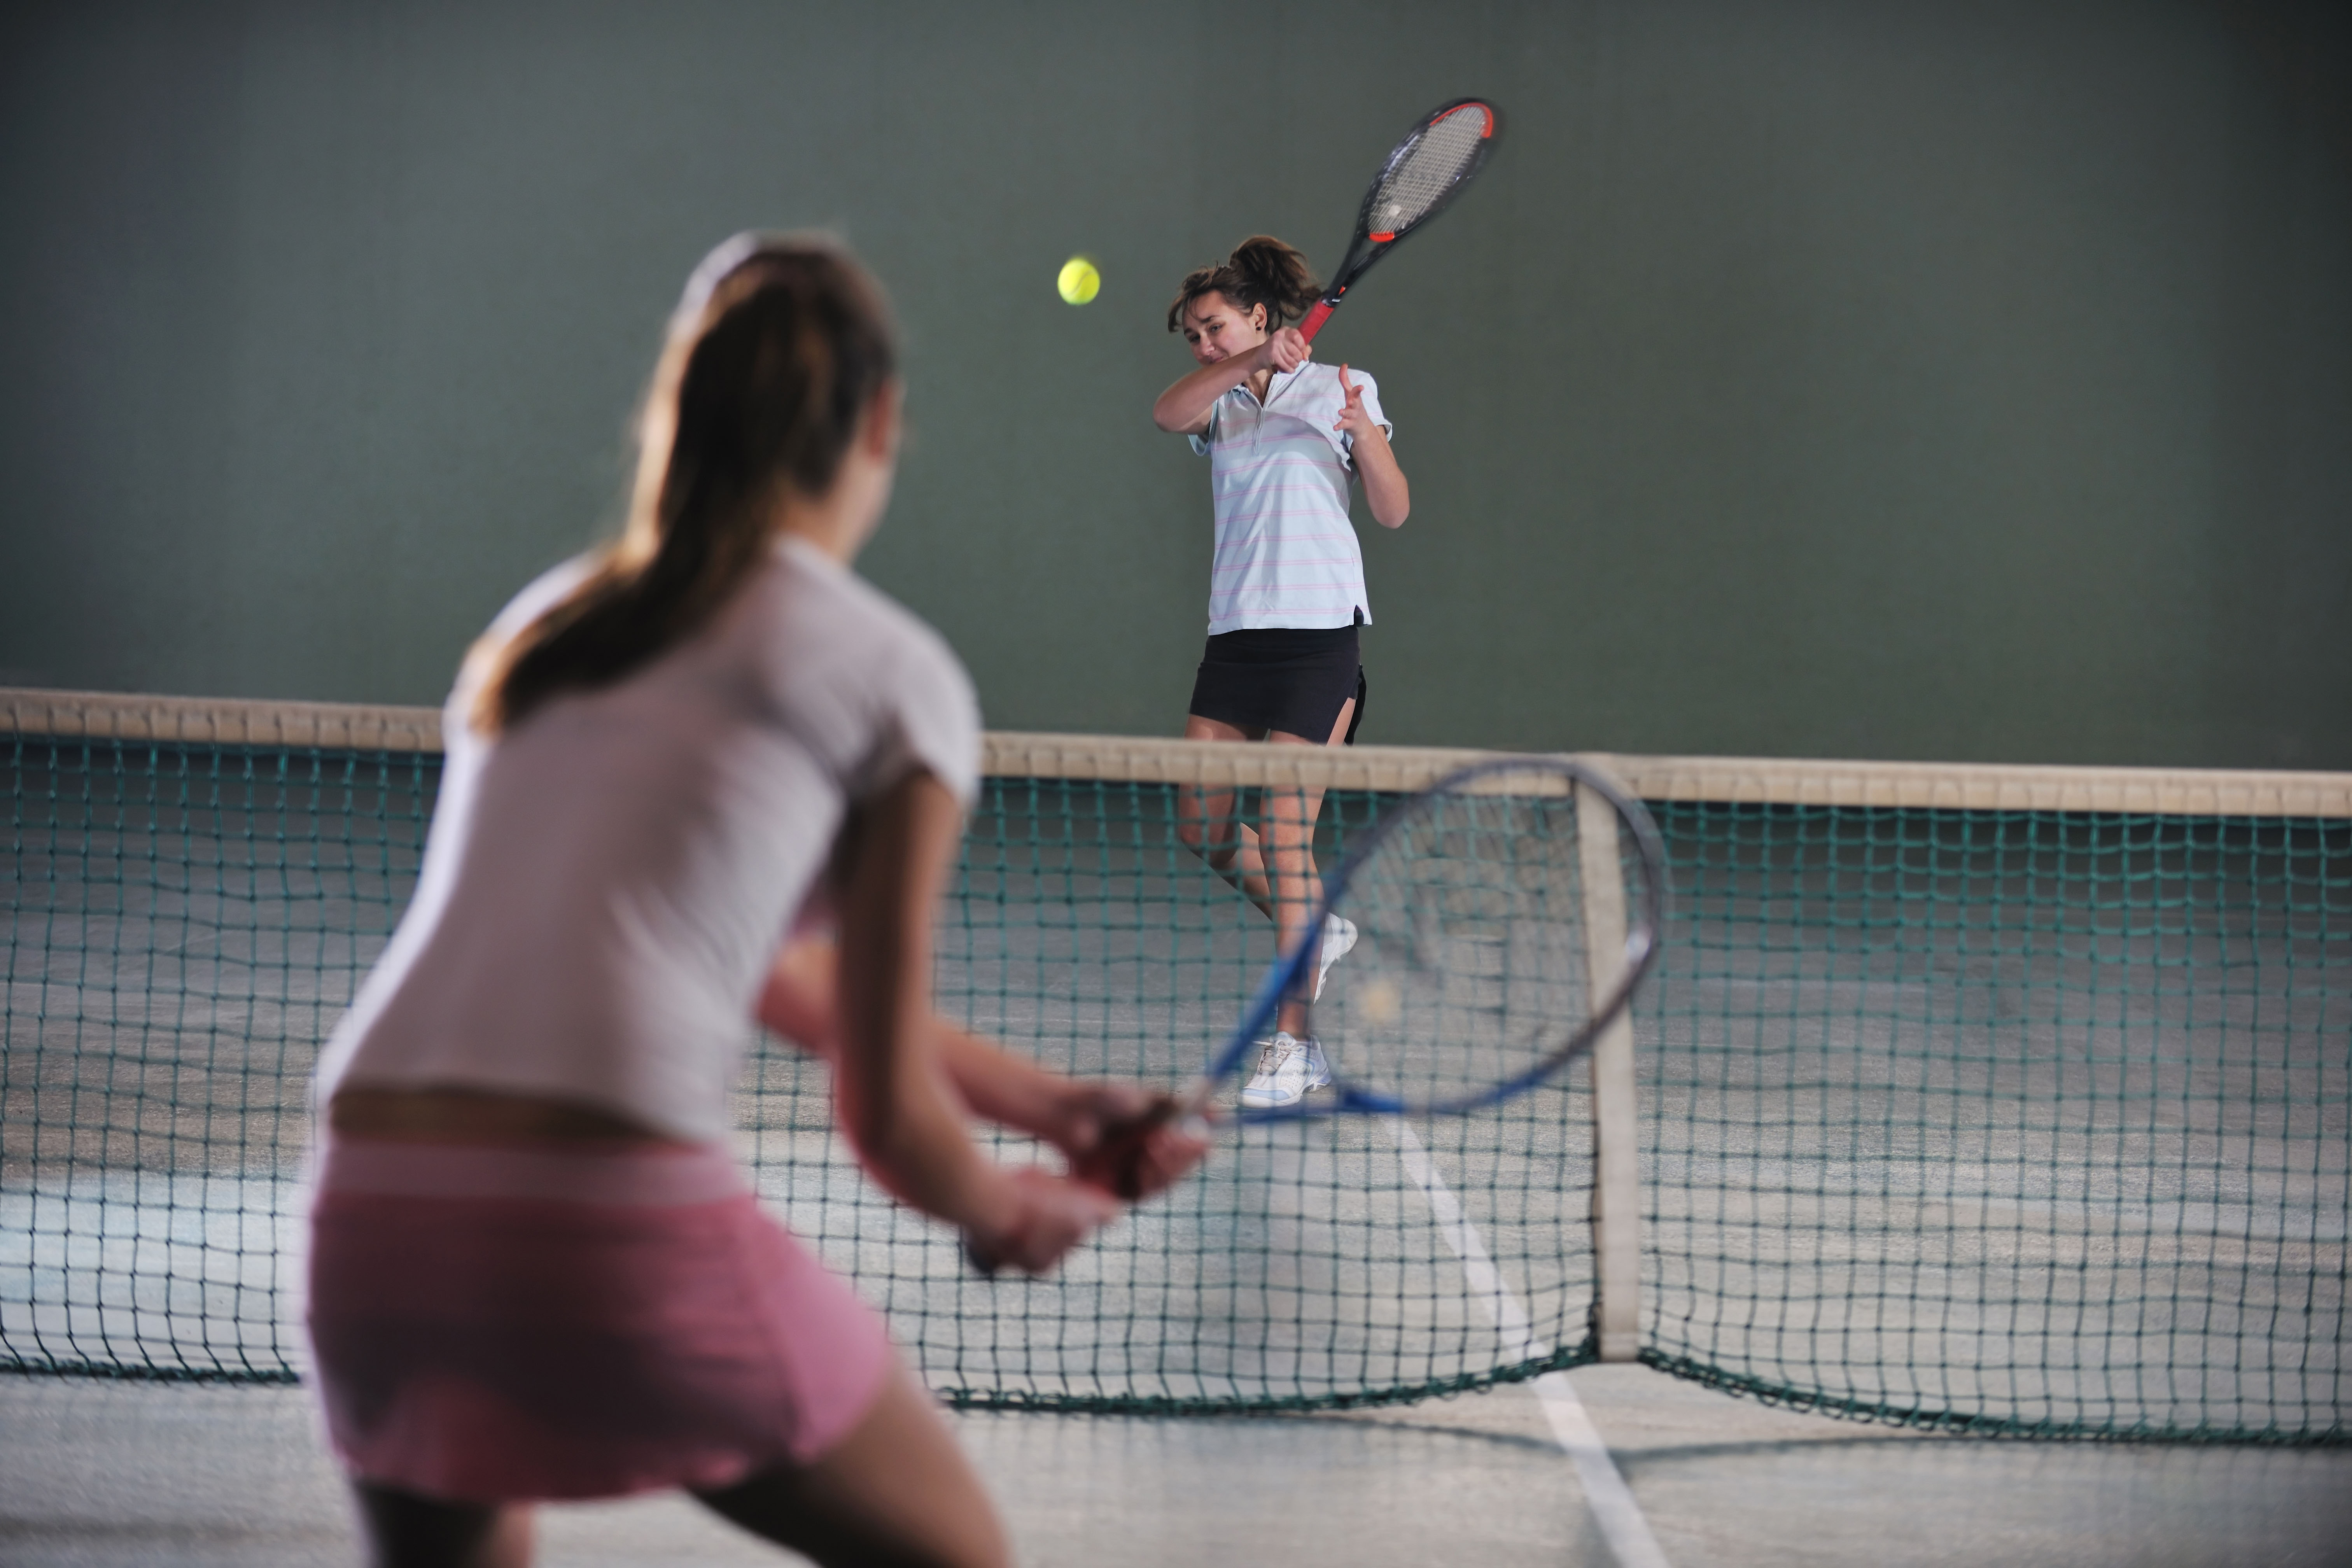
1297, 298, 1337, 343
1067, 1098, 1192, 1199
963, 1097, 1207, 1276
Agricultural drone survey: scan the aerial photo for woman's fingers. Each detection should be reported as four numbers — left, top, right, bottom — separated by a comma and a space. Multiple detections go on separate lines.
1132, 1115, 1212, 1198
1334, 364, 1367, 431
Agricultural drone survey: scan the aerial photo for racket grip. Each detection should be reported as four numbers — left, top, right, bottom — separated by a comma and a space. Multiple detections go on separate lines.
1297, 299, 1335, 342
962, 1229, 1001, 1277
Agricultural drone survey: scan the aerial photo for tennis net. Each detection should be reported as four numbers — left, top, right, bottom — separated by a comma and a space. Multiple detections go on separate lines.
2, 689, 2346, 1442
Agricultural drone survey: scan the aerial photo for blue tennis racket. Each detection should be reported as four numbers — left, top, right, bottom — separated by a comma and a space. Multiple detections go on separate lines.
968, 756, 1666, 1272
1190, 754, 1666, 1124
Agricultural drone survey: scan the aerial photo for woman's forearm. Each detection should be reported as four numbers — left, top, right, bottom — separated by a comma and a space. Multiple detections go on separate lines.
935, 1024, 1092, 1144
840, 1034, 1023, 1236
828, 772, 1132, 1271
1152, 347, 1261, 432
1354, 427, 1410, 527
828, 773, 1024, 1236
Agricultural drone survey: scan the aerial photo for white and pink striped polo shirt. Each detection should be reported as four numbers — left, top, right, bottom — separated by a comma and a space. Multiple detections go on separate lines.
1188, 361, 1392, 634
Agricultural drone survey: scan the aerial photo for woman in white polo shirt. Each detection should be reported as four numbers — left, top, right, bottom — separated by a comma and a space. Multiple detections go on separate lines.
1150, 236, 1411, 1111
306, 234, 1202, 1568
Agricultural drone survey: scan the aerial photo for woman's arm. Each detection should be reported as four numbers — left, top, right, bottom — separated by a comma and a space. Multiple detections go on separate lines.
1334, 365, 1409, 528
1150, 327, 1312, 433
825, 770, 1120, 1272
758, 936, 1207, 1200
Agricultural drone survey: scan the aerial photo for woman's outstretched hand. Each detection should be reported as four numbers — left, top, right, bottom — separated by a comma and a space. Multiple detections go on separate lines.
964, 1092, 1210, 1276
966, 1167, 1123, 1276
1332, 364, 1379, 440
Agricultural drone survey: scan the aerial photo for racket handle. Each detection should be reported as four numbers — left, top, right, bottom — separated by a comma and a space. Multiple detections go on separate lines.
1297, 298, 1335, 342
962, 1229, 1001, 1277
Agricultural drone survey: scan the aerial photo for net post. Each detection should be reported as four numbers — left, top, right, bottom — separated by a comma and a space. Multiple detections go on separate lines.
1575, 778, 1642, 1362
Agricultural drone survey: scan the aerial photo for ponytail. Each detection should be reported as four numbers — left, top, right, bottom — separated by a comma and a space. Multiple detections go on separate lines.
1166, 235, 1320, 334
469, 235, 897, 735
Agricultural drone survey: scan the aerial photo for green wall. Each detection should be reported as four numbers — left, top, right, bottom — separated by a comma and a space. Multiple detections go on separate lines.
4, 1, 2347, 766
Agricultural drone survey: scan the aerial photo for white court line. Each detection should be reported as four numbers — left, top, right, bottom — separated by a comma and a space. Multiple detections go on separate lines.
1389, 1119, 1673, 1568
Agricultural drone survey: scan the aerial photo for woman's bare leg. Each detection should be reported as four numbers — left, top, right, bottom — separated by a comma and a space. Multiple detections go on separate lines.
693, 1361, 1010, 1568
1264, 698, 1354, 1038
1178, 713, 1275, 917
1180, 701, 1356, 1036
349, 1484, 533, 1568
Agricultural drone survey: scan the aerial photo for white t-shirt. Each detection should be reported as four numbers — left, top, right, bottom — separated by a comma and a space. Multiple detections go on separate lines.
313, 535, 982, 1145
1188, 361, 1391, 634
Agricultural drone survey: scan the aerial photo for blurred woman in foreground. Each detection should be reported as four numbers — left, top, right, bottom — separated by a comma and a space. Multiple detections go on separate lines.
307, 234, 1204, 1568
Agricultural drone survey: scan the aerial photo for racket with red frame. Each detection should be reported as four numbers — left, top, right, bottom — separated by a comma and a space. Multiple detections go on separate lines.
1297, 97, 1502, 343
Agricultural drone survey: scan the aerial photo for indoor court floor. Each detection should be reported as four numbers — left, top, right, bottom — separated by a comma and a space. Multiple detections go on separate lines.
4, 1361, 2348, 1567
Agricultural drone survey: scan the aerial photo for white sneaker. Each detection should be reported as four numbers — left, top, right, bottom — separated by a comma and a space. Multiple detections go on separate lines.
1240, 1031, 1331, 1109
1313, 914, 1358, 1000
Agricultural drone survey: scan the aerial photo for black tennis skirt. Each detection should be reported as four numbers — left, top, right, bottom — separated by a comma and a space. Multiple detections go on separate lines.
1187, 624, 1366, 744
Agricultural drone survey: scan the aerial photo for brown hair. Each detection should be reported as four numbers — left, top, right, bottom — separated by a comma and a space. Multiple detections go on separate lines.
469, 234, 898, 734
1166, 235, 1320, 335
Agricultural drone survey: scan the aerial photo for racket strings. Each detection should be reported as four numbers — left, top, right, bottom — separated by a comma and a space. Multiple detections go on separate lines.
1368, 105, 1491, 235
1313, 784, 1600, 1110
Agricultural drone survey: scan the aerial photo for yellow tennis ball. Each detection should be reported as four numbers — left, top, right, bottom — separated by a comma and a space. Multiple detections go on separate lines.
1360, 976, 1402, 1028
1057, 256, 1101, 306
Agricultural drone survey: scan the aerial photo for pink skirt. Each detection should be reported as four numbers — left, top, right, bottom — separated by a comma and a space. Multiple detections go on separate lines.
304, 1136, 894, 1503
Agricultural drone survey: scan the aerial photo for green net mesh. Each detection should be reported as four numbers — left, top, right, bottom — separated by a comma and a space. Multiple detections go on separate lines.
1638, 800, 2348, 1441
2, 695, 2345, 1442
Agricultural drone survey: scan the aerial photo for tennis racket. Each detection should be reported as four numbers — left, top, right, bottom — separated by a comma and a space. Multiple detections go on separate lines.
1297, 97, 1502, 344
1186, 754, 1664, 1121
966, 756, 1666, 1272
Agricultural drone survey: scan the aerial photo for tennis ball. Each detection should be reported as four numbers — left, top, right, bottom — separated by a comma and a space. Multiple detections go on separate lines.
1057, 256, 1101, 306
1359, 976, 1402, 1028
